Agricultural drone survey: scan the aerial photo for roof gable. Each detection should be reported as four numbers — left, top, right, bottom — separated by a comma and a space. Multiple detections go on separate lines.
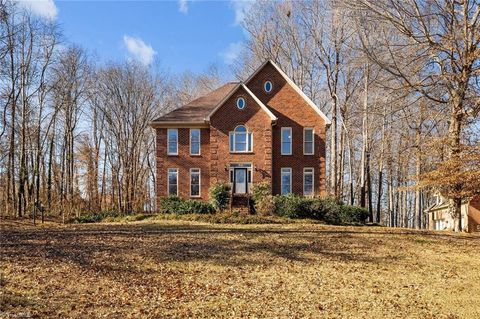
151, 82, 239, 127
205, 83, 277, 122
245, 60, 331, 125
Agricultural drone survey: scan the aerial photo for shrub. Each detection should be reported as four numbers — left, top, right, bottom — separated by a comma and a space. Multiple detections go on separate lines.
271, 195, 367, 225
338, 205, 369, 224
251, 182, 274, 215
255, 195, 276, 216
274, 194, 311, 218
251, 182, 271, 202
159, 196, 214, 214
159, 196, 183, 214
209, 182, 231, 211
72, 211, 119, 223
311, 197, 342, 224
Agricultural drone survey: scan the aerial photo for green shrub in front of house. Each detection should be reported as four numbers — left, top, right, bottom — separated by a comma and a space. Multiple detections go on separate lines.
273, 194, 367, 225
337, 205, 369, 225
208, 182, 231, 211
159, 196, 214, 214
248, 184, 368, 225
273, 194, 311, 218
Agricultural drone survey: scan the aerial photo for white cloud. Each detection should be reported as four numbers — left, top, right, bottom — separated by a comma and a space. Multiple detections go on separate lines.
16, 0, 58, 20
123, 35, 156, 66
230, 0, 254, 25
220, 41, 243, 65
178, 0, 188, 14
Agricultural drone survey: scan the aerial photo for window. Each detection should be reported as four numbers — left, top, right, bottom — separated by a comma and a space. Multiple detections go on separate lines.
190, 129, 201, 155
303, 168, 314, 196
304, 128, 314, 155
167, 168, 178, 196
281, 127, 292, 155
236, 97, 246, 109
229, 125, 253, 152
190, 168, 201, 197
264, 80, 273, 93
281, 168, 292, 195
167, 129, 178, 155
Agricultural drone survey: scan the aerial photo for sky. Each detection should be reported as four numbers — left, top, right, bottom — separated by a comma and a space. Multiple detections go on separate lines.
17, 0, 253, 78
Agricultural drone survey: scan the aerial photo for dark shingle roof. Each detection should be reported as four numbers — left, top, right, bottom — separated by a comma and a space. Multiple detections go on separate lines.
152, 82, 239, 123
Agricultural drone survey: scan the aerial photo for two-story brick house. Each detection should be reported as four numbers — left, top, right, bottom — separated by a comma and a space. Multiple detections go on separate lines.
151, 61, 331, 207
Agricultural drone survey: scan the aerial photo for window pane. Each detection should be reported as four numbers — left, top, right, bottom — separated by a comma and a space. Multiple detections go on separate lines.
235, 126, 247, 133
168, 169, 177, 196
247, 133, 253, 151
281, 169, 291, 195
191, 143, 200, 155
304, 176, 313, 195
229, 133, 234, 152
282, 128, 292, 154
190, 129, 200, 155
305, 142, 313, 154
167, 129, 178, 155
304, 129, 314, 154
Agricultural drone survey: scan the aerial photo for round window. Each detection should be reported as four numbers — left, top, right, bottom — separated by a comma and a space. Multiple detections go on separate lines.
264, 80, 273, 93
236, 97, 246, 109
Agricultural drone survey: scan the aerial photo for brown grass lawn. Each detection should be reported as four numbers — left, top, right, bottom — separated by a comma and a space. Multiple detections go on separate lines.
1, 219, 479, 319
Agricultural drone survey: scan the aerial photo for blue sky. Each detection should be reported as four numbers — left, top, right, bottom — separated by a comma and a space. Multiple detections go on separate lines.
19, 0, 253, 78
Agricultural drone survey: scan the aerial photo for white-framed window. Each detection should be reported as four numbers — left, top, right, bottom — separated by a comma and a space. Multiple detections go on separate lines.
229, 125, 253, 152
236, 97, 246, 110
167, 129, 178, 155
167, 168, 178, 196
303, 168, 314, 196
281, 168, 292, 195
190, 129, 201, 155
190, 168, 201, 197
303, 128, 314, 155
264, 80, 273, 93
281, 127, 292, 155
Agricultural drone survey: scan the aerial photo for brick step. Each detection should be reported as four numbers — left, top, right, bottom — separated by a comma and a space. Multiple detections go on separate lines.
230, 194, 252, 213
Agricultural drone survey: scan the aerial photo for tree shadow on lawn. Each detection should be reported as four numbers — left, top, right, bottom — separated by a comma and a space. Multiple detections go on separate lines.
1, 223, 411, 274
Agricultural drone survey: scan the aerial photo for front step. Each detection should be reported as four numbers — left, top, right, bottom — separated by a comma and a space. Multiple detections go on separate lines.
230, 194, 252, 213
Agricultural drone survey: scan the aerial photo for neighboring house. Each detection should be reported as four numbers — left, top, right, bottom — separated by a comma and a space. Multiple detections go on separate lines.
150, 61, 331, 208
425, 194, 480, 233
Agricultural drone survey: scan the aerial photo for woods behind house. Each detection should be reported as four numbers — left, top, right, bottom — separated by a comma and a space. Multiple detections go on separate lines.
0, 0, 479, 229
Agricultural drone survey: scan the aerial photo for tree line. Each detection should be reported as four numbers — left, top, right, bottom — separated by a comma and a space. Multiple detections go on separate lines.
235, 0, 479, 230
0, 0, 221, 222
1, 0, 479, 230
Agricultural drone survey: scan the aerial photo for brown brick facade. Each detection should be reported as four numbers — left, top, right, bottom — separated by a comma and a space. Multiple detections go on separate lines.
209, 86, 273, 189
156, 127, 211, 203
154, 61, 328, 206
245, 63, 327, 196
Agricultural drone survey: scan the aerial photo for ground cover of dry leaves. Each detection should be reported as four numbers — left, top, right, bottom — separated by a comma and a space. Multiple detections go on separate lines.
1, 219, 479, 318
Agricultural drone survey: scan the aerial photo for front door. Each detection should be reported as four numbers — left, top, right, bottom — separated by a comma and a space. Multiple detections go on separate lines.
234, 168, 247, 194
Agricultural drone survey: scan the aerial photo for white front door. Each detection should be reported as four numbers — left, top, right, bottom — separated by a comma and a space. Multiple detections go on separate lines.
234, 168, 247, 194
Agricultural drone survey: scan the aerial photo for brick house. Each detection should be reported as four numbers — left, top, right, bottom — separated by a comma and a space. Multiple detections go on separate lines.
151, 61, 331, 207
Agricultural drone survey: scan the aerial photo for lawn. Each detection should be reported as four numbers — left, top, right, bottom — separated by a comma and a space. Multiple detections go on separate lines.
1, 219, 479, 318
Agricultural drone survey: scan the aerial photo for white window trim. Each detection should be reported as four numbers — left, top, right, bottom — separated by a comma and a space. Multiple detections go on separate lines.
167, 129, 178, 156
229, 125, 253, 153
281, 127, 292, 155
236, 97, 246, 109
281, 167, 292, 195
189, 128, 201, 156
167, 168, 178, 196
189, 168, 201, 198
303, 167, 314, 196
264, 80, 273, 93
303, 128, 314, 155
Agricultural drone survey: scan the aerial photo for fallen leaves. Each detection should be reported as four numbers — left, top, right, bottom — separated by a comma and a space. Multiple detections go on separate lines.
1, 220, 479, 318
